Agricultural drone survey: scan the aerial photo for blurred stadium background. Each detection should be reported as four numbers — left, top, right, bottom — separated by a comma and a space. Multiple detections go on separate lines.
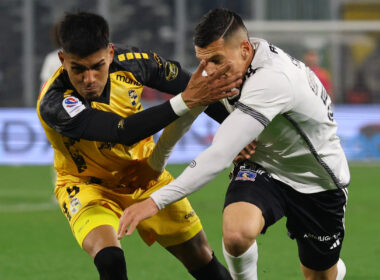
0, 0, 379, 279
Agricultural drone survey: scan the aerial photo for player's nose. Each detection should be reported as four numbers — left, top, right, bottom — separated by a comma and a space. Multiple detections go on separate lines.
83, 70, 96, 84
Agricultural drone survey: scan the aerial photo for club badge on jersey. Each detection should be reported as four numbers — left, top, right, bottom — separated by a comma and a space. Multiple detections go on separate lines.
235, 170, 257, 182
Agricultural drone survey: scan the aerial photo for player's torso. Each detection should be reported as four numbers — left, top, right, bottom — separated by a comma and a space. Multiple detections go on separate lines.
37, 50, 154, 186
222, 38, 350, 192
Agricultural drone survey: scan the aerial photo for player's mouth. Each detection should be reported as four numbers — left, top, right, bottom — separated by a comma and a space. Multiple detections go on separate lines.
82, 87, 100, 99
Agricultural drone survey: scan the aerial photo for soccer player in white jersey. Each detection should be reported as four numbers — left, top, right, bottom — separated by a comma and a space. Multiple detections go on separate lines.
118, 8, 349, 280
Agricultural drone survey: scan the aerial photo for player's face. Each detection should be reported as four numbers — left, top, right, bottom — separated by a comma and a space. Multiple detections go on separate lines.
195, 38, 251, 79
59, 45, 114, 100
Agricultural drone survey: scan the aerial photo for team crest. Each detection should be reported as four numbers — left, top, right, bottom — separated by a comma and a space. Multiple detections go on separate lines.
235, 170, 257, 182
128, 89, 138, 106
69, 197, 82, 215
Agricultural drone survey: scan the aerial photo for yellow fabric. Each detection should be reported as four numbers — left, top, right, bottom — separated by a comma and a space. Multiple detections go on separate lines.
37, 68, 153, 188
37, 64, 202, 250
55, 173, 202, 248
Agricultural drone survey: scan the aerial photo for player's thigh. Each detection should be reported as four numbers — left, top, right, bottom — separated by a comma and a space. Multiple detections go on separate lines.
223, 161, 286, 238
284, 185, 348, 271
55, 182, 123, 250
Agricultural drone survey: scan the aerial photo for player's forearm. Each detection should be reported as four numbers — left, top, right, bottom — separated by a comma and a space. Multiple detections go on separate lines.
116, 95, 189, 145
77, 94, 190, 146
150, 109, 265, 210
148, 106, 206, 172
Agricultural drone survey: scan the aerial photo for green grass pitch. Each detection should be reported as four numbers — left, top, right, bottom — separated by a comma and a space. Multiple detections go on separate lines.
0, 163, 379, 279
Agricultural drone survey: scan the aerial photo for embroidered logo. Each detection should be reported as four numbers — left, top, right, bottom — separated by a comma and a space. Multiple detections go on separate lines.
235, 170, 257, 182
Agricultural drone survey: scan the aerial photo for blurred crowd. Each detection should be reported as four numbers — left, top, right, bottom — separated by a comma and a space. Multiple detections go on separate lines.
1, 0, 379, 107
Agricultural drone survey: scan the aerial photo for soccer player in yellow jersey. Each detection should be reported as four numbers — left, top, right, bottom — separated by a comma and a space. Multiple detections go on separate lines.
37, 12, 242, 280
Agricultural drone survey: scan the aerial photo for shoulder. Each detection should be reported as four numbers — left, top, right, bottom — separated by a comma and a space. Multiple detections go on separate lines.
244, 67, 291, 94
111, 45, 165, 79
39, 74, 87, 128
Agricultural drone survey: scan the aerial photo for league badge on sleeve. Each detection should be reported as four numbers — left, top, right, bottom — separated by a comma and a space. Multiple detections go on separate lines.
62, 96, 86, 117
235, 170, 257, 182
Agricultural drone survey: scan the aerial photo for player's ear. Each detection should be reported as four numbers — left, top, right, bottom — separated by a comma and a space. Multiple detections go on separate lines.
240, 40, 251, 61
108, 44, 114, 63
58, 51, 65, 68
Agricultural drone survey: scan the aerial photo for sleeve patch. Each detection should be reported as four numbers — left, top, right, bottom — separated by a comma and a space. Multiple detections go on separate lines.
62, 96, 86, 118
165, 62, 179, 81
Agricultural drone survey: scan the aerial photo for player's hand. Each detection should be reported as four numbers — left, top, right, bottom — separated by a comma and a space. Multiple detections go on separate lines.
117, 198, 159, 239
233, 140, 257, 164
182, 60, 243, 108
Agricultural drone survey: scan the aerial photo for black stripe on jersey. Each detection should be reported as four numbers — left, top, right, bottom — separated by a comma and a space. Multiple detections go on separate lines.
283, 113, 350, 189
235, 102, 270, 127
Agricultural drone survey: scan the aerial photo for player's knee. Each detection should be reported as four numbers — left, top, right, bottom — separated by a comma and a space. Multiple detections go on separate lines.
94, 246, 127, 280
223, 229, 256, 257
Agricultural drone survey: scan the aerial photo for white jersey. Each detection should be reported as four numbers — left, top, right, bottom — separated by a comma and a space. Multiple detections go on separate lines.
150, 38, 350, 210
220, 38, 350, 193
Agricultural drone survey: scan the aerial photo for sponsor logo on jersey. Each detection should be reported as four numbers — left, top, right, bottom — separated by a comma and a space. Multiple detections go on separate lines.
189, 160, 197, 168
62, 96, 86, 118
235, 170, 257, 182
116, 74, 142, 86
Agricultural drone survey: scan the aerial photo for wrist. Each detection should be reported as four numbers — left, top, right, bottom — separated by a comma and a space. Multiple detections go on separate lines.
170, 94, 190, 116
147, 197, 161, 212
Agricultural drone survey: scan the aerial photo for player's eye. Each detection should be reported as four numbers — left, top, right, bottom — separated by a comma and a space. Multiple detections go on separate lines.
91, 63, 105, 70
72, 66, 86, 74
210, 57, 223, 65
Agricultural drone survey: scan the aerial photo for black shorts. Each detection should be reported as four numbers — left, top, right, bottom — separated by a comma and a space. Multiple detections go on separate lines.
224, 161, 348, 271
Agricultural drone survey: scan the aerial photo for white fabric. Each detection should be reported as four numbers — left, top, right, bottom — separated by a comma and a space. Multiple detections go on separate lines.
151, 37, 350, 210
223, 241, 258, 280
150, 110, 264, 209
148, 106, 205, 172
221, 38, 350, 193
336, 259, 346, 280
169, 94, 190, 116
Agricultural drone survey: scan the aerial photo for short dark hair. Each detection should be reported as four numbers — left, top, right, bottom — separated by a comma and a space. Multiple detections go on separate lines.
193, 8, 248, 48
55, 12, 109, 57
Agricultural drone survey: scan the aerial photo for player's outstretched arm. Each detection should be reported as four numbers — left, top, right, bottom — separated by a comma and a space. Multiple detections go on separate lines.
118, 198, 158, 238
118, 110, 265, 239
182, 60, 242, 108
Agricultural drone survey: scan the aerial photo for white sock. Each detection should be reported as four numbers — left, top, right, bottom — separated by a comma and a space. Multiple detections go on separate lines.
222, 240, 258, 280
336, 258, 346, 280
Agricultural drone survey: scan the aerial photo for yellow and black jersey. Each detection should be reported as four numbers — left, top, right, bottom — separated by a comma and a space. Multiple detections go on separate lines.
37, 45, 229, 187
37, 46, 189, 185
